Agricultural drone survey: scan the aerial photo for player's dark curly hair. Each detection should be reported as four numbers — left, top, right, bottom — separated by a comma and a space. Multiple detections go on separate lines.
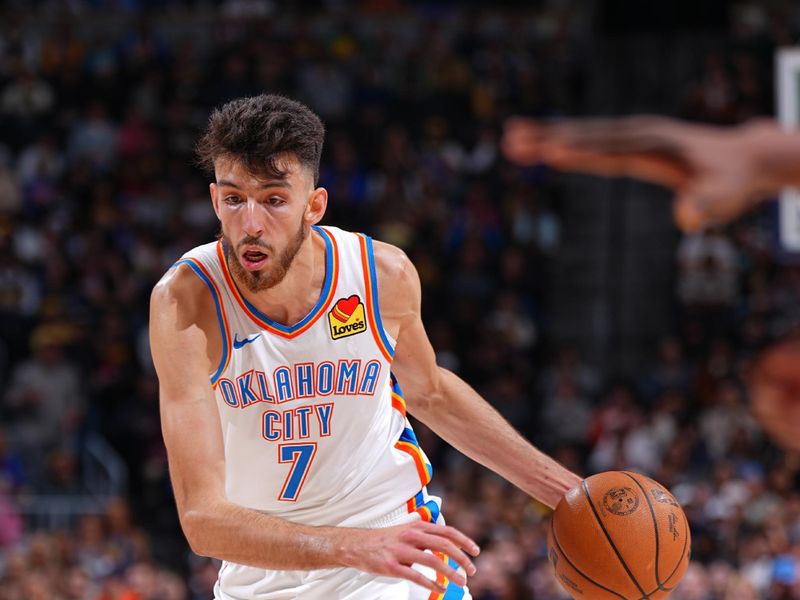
197, 94, 325, 184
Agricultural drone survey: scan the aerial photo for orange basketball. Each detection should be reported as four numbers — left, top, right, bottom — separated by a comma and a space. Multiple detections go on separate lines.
547, 471, 691, 600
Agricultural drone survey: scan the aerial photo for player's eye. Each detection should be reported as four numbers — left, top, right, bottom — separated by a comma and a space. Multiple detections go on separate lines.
268, 196, 286, 206
224, 195, 243, 205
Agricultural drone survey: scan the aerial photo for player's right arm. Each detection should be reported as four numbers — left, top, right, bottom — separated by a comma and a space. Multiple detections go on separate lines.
149, 263, 476, 592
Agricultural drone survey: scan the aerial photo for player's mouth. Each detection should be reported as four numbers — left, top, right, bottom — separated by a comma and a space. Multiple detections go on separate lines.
240, 247, 269, 271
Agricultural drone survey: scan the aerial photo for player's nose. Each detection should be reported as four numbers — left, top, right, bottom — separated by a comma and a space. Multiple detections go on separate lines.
241, 200, 265, 237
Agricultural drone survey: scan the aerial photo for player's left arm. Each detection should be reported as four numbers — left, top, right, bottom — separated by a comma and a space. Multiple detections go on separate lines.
373, 241, 581, 509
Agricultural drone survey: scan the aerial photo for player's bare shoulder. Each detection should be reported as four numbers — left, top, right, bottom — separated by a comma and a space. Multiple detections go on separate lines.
370, 240, 421, 337
150, 262, 215, 326
149, 262, 221, 371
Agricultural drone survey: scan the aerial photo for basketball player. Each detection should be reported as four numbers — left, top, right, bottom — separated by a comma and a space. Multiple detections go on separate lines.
149, 94, 582, 599
501, 114, 800, 452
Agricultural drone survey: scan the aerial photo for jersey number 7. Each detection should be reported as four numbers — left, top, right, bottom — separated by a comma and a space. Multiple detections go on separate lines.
277, 443, 317, 501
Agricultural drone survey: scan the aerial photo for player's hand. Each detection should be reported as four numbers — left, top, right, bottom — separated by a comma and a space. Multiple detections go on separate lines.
502, 115, 776, 232
750, 337, 800, 451
338, 520, 479, 593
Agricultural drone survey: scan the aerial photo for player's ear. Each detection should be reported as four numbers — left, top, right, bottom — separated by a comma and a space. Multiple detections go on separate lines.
210, 183, 222, 220
305, 186, 328, 225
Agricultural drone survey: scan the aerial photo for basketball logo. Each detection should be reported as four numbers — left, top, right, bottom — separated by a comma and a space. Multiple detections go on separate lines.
328, 295, 367, 340
602, 486, 640, 516
651, 488, 679, 507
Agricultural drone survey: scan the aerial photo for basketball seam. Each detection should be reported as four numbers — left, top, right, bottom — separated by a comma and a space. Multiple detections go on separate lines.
582, 479, 649, 599
550, 518, 631, 600
623, 472, 661, 586
631, 474, 690, 597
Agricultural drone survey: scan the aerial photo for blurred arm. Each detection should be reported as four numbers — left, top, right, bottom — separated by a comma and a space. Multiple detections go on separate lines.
502, 116, 800, 231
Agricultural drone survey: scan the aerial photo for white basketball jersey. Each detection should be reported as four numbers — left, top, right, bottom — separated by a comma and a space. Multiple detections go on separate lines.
174, 226, 438, 530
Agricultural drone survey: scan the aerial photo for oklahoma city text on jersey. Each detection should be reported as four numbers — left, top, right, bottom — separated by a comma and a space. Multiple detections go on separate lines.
216, 359, 383, 442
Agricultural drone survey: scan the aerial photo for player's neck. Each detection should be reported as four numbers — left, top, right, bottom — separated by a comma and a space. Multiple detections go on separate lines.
233, 228, 326, 327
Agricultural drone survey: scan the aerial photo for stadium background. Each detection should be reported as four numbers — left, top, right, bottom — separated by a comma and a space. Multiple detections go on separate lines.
1, 0, 799, 598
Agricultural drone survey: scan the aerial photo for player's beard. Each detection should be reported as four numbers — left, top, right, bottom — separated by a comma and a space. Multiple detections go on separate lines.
224, 219, 310, 293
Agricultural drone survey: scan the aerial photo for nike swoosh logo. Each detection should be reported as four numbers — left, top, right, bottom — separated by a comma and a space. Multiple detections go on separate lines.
232, 333, 261, 349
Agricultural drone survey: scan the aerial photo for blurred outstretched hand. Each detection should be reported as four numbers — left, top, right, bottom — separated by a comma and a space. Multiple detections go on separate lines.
502, 116, 780, 232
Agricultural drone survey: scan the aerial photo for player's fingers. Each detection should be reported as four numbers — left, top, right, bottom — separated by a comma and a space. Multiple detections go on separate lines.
674, 175, 760, 232
502, 118, 602, 167
391, 564, 445, 594
419, 522, 480, 557
509, 115, 705, 168
413, 532, 476, 576
403, 549, 466, 587
504, 121, 690, 188
502, 117, 546, 164
542, 146, 689, 193
537, 116, 685, 153
672, 194, 710, 233
503, 117, 619, 168
503, 127, 633, 173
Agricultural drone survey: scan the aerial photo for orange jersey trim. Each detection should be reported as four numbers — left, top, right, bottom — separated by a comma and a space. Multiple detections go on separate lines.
427, 551, 449, 600
391, 392, 407, 417
395, 441, 430, 486
416, 505, 433, 523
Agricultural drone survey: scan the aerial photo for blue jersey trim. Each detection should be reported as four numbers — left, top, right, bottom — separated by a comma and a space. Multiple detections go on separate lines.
363, 234, 396, 357
173, 259, 229, 384
399, 426, 434, 480
442, 558, 467, 599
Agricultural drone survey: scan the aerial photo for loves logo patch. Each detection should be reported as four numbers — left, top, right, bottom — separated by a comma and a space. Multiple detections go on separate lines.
328, 295, 367, 340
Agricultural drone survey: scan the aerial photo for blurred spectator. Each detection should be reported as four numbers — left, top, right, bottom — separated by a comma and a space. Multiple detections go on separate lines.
0, 429, 28, 492
639, 336, 691, 401
539, 345, 602, 400
0, 67, 55, 121
3, 323, 84, 467
17, 134, 64, 188
699, 380, 759, 461
67, 103, 118, 173
676, 229, 740, 308
540, 377, 591, 449
0, 146, 20, 214
298, 58, 354, 122
506, 188, 562, 255
0, 481, 23, 549
588, 403, 662, 473
487, 291, 537, 351
76, 514, 117, 581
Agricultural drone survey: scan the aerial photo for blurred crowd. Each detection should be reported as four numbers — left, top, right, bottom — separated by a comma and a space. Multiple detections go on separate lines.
0, 496, 218, 600
2, 1, 800, 599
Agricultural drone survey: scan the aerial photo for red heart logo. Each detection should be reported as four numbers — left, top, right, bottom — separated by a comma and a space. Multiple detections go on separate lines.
335, 295, 360, 318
